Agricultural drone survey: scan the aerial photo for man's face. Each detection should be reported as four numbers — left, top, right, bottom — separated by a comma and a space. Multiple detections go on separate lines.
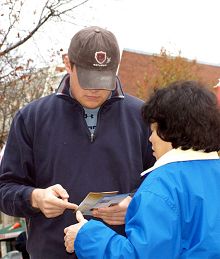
69, 66, 111, 109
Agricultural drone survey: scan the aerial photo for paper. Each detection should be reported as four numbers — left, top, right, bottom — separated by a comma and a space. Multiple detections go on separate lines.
77, 191, 130, 216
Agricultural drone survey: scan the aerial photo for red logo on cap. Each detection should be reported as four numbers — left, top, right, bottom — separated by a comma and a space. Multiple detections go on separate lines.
95, 51, 106, 64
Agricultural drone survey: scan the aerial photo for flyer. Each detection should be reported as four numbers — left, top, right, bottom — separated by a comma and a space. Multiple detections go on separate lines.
77, 191, 130, 216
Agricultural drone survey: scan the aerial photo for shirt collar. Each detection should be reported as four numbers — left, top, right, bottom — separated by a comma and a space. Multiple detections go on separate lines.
141, 148, 219, 177
56, 74, 124, 99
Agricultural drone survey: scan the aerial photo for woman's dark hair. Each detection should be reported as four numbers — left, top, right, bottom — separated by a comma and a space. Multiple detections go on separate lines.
142, 80, 220, 152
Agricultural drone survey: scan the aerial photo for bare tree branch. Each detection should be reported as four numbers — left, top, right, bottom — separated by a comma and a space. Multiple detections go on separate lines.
0, 0, 89, 56
0, 0, 89, 146
1, 1, 18, 46
0, 12, 53, 56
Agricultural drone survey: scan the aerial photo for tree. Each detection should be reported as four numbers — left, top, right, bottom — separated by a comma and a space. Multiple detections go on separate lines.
0, 0, 88, 147
136, 48, 201, 100
0, 0, 89, 238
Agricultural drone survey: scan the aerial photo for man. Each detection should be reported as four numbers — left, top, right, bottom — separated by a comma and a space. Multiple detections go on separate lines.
0, 26, 154, 259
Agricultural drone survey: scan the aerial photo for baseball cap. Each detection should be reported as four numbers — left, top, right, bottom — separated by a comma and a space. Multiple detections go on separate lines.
68, 26, 120, 90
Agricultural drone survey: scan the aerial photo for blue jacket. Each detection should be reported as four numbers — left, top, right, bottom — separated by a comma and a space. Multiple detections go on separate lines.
74, 150, 220, 259
0, 74, 154, 259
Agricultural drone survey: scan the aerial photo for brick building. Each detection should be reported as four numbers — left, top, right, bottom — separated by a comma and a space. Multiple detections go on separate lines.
118, 49, 220, 97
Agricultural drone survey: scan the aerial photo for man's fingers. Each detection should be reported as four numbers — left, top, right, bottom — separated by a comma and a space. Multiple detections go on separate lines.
92, 207, 125, 216
49, 197, 78, 211
64, 201, 78, 211
96, 205, 120, 213
52, 184, 69, 199
76, 210, 85, 222
93, 210, 125, 218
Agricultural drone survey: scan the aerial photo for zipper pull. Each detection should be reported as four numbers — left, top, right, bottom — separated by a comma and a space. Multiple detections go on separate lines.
90, 133, 95, 142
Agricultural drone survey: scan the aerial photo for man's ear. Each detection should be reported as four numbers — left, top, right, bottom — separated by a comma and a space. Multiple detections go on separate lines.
62, 54, 72, 73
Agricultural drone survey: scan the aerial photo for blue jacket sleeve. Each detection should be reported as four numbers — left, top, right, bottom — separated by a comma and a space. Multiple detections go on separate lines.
0, 111, 39, 217
74, 190, 181, 259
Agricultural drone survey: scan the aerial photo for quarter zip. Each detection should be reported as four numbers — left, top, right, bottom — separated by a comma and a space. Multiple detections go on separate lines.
90, 132, 95, 142
80, 107, 95, 142
56, 74, 124, 143
83, 99, 119, 143
89, 106, 101, 143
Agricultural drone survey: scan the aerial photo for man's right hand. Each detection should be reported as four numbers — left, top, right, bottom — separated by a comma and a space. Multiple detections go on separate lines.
31, 184, 78, 218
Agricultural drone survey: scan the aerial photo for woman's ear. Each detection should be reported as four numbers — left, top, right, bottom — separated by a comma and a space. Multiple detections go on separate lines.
62, 54, 72, 73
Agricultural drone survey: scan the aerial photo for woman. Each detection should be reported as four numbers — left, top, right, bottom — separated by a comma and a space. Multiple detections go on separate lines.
64, 80, 220, 258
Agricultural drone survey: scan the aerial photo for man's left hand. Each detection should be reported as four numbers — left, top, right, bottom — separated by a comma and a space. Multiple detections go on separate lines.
92, 196, 132, 225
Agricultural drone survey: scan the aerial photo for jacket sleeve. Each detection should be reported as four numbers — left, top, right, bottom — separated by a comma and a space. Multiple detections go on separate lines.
0, 111, 39, 217
74, 190, 181, 259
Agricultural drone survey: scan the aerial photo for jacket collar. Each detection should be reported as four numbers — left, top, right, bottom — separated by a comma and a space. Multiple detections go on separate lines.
141, 148, 219, 177
56, 73, 124, 100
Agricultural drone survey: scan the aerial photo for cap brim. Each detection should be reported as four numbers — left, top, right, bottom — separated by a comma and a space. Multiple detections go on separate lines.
76, 66, 116, 90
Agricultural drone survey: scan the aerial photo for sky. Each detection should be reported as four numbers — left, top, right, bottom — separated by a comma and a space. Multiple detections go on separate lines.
4, 0, 220, 67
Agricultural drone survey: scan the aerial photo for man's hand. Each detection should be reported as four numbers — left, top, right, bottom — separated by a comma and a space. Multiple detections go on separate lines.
31, 184, 78, 218
64, 211, 88, 253
92, 196, 132, 225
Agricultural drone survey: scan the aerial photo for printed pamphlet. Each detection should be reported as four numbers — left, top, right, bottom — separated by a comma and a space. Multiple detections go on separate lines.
77, 191, 130, 216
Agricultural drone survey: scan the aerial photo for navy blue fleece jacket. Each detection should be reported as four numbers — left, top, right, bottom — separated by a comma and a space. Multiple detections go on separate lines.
0, 75, 155, 259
